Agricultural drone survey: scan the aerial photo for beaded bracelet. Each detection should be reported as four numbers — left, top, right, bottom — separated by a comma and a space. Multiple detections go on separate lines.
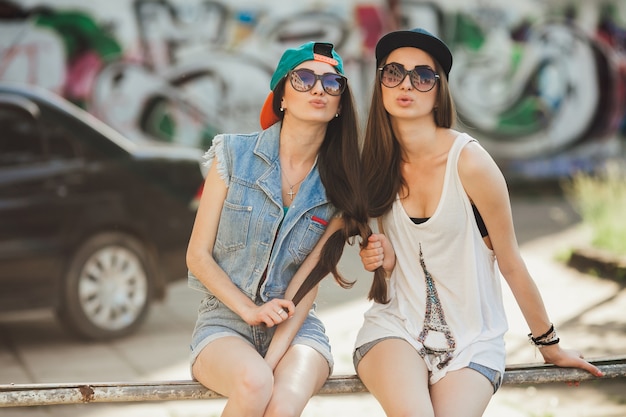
528, 323, 560, 348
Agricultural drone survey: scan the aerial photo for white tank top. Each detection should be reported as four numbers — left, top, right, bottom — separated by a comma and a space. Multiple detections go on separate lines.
354, 133, 508, 384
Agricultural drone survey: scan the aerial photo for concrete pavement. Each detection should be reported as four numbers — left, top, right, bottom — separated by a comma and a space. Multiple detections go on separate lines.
1, 193, 625, 417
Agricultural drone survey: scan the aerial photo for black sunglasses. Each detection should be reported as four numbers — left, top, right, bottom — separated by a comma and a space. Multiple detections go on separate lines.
378, 62, 440, 92
288, 68, 347, 96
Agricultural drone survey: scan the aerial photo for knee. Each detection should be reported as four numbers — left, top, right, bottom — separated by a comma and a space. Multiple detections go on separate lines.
232, 365, 274, 404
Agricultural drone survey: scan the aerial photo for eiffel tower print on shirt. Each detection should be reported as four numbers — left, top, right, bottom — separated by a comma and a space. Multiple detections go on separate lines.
416, 243, 456, 369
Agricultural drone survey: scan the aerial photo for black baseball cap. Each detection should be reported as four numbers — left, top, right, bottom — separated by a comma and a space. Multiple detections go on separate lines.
375, 28, 453, 79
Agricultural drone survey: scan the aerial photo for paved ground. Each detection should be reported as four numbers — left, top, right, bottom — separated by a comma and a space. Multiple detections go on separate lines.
1, 192, 625, 416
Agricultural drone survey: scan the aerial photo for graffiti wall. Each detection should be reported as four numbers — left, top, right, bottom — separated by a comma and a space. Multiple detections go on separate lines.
1, 0, 625, 180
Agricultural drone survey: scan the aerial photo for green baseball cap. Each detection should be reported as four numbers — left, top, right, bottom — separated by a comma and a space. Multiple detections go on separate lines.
260, 41, 344, 129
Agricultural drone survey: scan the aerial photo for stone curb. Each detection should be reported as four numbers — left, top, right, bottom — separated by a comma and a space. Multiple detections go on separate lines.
568, 247, 626, 283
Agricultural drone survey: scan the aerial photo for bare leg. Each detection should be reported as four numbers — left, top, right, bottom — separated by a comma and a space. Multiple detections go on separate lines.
264, 344, 330, 417
357, 339, 434, 417
430, 368, 493, 417
192, 336, 273, 417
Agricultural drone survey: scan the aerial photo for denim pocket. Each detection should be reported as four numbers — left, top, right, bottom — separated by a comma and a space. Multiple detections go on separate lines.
199, 294, 220, 313
215, 201, 252, 251
289, 216, 326, 263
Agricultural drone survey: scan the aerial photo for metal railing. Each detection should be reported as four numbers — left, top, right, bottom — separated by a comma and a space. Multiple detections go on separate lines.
1, 356, 625, 407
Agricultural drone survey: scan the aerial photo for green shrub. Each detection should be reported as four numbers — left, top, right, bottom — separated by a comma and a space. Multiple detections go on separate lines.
563, 160, 626, 255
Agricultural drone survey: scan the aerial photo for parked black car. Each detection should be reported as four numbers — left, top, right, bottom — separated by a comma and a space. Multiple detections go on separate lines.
0, 83, 206, 340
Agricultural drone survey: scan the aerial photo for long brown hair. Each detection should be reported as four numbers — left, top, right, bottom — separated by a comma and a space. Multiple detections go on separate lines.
361, 55, 457, 303
271, 79, 386, 305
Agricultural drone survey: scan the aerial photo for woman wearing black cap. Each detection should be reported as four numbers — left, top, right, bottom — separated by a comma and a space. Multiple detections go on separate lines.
354, 28, 602, 416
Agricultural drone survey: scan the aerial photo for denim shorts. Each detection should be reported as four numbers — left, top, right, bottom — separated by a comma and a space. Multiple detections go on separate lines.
353, 337, 502, 393
190, 294, 334, 374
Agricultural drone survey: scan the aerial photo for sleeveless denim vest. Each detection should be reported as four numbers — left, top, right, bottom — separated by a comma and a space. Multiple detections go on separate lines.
188, 123, 337, 301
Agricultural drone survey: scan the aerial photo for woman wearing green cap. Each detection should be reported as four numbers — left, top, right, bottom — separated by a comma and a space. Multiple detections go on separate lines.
186, 41, 370, 416
354, 28, 603, 416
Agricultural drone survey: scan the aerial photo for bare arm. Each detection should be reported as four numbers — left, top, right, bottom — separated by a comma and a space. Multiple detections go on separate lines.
186, 159, 295, 328
264, 217, 344, 370
459, 142, 602, 377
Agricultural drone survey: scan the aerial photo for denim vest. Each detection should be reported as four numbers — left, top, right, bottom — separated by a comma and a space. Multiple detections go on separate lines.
188, 123, 337, 302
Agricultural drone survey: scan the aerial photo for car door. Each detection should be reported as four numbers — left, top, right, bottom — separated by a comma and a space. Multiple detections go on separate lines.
0, 96, 80, 311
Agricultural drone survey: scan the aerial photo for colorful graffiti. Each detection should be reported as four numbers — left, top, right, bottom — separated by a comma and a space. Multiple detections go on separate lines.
1, 0, 625, 180
444, 3, 626, 177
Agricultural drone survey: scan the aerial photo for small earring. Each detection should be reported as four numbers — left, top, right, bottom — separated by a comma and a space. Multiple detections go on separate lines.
280, 107, 284, 112
335, 113, 339, 118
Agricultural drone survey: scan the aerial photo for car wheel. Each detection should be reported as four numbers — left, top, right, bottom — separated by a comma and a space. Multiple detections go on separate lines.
58, 232, 155, 340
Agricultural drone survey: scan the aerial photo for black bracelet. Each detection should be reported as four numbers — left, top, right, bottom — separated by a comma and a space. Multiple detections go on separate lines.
538, 338, 560, 346
528, 323, 554, 342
